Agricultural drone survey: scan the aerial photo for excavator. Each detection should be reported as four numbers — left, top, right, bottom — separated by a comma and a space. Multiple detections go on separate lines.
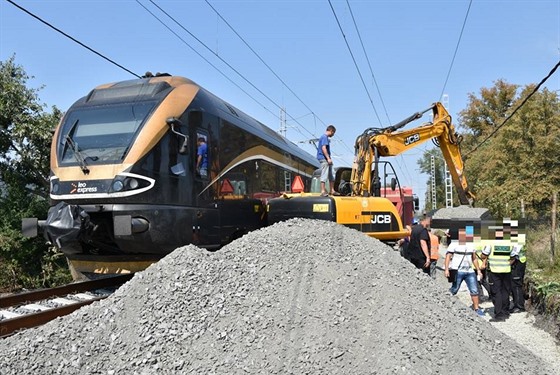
266, 102, 490, 243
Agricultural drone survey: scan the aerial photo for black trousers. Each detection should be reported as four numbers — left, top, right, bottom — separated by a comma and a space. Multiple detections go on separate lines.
511, 260, 526, 310
488, 271, 512, 318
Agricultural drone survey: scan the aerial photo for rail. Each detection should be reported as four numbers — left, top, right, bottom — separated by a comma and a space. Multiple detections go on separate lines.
0, 273, 134, 338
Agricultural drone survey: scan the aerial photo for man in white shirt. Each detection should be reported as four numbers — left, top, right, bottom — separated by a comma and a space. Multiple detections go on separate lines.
444, 226, 484, 317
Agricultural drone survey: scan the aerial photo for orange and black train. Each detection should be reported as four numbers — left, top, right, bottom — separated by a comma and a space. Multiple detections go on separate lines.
26, 74, 318, 277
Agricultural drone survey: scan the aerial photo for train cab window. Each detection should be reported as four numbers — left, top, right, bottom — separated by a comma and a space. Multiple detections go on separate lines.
58, 101, 156, 165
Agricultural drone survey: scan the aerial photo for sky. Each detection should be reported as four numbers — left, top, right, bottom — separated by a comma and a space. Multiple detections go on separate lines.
1, 0, 559, 209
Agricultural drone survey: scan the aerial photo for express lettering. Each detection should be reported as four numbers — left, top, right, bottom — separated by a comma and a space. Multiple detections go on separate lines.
75, 181, 98, 193
404, 133, 420, 146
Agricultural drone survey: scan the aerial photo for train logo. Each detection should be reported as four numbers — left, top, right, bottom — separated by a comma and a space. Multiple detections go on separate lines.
70, 181, 98, 194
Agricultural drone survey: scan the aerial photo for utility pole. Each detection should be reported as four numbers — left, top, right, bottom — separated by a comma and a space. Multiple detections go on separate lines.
430, 155, 436, 210
279, 107, 287, 137
445, 163, 453, 207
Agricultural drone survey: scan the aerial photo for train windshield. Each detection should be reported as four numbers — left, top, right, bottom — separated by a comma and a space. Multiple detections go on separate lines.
58, 101, 156, 165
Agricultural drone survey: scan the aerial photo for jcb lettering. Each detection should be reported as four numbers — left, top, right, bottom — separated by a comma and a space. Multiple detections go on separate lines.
404, 133, 420, 146
371, 214, 391, 224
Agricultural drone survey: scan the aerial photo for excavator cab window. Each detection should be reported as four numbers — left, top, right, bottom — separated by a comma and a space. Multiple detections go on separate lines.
335, 167, 353, 196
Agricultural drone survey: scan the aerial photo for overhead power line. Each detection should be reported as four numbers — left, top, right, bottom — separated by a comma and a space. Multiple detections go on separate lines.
439, 0, 473, 101
466, 59, 560, 156
135, 0, 281, 122
345, 0, 391, 124
328, 0, 383, 126
6, 0, 141, 78
204, 0, 327, 128
144, 0, 320, 142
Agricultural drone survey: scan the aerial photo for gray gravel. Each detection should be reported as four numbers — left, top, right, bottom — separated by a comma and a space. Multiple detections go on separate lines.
0, 218, 556, 374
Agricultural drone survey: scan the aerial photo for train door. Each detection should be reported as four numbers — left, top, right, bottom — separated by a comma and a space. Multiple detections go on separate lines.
188, 111, 220, 247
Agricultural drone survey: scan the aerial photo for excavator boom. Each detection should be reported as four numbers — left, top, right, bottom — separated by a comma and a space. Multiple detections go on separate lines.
351, 102, 474, 206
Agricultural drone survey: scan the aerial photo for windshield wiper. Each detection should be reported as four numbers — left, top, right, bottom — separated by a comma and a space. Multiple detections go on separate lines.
63, 119, 90, 174
65, 135, 90, 175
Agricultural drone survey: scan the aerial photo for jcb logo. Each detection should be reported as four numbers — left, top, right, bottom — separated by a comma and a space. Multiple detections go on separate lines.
371, 214, 391, 224
404, 133, 420, 146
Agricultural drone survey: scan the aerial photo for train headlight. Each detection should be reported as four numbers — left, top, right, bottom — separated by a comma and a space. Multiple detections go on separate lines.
112, 180, 124, 192
125, 178, 139, 190
51, 181, 59, 194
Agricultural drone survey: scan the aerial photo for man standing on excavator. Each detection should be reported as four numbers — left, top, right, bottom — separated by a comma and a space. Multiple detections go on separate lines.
317, 125, 337, 196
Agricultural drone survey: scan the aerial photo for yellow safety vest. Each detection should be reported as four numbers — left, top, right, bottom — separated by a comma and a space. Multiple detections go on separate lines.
516, 245, 527, 263
488, 243, 512, 273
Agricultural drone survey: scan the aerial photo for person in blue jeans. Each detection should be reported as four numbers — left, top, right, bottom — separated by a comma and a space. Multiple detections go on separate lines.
444, 226, 484, 317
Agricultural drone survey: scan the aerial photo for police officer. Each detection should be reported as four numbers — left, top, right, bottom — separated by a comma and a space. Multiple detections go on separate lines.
510, 224, 526, 313
481, 224, 513, 322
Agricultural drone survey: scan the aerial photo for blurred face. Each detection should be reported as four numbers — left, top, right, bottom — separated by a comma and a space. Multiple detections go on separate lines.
458, 229, 466, 244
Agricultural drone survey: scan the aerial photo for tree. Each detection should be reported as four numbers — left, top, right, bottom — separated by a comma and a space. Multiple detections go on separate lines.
0, 56, 69, 291
0, 55, 62, 198
419, 79, 560, 220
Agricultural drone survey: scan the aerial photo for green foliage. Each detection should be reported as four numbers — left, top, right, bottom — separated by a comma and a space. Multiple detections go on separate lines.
419, 79, 560, 220
0, 56, 70, 292
456, 80, 560, 219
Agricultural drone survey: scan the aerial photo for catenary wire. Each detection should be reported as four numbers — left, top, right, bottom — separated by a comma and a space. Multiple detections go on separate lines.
439, 0, 472, 101
144, 0, 319, 142
204, 0, 327, 128
345, 0, 391, 125
134, 0, 281, 122
327, 0, 383, 126
465, 59, 560, 156
344, 0, 420, 190
5, 0, 141, 79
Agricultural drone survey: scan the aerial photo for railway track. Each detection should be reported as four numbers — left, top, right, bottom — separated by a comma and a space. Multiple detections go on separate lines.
0, 273, 134, 338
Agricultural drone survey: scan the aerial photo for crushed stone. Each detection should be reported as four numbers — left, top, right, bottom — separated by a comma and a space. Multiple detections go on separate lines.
0, 218, 555, 374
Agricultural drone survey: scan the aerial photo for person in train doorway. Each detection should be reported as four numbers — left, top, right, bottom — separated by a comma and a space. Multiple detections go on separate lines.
196, 136, 208, 179
317, 125, 338, 196
407, 215, 431, 274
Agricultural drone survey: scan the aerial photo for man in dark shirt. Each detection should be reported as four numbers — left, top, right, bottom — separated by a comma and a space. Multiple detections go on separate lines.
407, 216, 431, 274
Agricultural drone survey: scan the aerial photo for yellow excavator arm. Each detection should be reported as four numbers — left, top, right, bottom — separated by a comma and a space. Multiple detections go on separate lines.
351, 102, 475, 206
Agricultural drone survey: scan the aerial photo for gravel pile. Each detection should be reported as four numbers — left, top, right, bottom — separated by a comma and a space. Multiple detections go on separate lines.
0, 218, 554, 374
431, 206, 491, 221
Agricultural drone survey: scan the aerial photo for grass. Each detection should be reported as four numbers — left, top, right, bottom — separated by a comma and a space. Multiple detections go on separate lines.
526, 225, 560, 334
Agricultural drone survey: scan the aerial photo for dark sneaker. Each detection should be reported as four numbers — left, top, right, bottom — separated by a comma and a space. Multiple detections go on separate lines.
489, 316, 506, 322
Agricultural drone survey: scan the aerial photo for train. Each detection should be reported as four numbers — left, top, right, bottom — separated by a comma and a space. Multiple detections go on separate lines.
24, 73, 319, 278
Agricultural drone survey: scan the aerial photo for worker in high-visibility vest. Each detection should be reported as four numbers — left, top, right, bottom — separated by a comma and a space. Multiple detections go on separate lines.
481, 224, 517, 322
